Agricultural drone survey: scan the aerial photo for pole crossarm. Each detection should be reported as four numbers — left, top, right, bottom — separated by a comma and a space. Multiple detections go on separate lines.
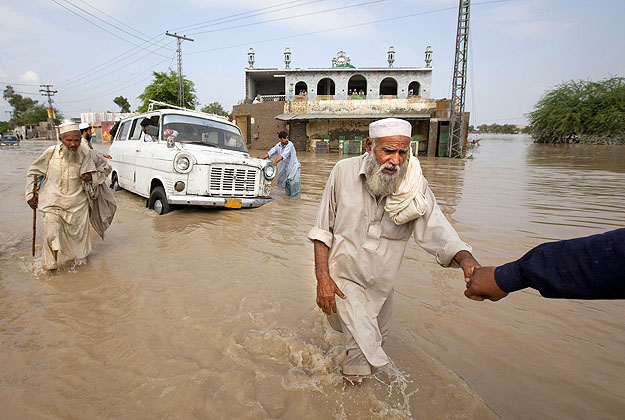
166, 32, 194, 107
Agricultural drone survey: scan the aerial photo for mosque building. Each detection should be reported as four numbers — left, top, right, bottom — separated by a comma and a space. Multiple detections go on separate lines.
232, 46, 466, 157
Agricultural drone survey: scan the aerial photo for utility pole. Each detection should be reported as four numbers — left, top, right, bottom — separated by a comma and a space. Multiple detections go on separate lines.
165, 32, 194, 108
39, 84, 58, 140
448, 0, 470, 158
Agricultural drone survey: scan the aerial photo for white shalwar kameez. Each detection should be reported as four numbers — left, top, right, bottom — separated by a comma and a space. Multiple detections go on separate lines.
25, 144, 107, 270
308, 153, 472, 375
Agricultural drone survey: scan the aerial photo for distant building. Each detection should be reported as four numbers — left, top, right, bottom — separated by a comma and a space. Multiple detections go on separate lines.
81, 112, 134, 143
233, 47, 466, 157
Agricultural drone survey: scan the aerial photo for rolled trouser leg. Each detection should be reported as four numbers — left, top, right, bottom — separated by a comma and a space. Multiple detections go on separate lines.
378, 291, 394, 347
41, 212, 61, 270
339, 315, 372, 376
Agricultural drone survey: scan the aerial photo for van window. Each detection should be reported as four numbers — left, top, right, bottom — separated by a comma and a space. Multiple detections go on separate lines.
162, 114, 247, 153
117, 121, 130, 141
129, 119, 143, 140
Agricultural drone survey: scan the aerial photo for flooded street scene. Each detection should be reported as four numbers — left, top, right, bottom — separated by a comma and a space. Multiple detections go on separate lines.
2, 0, 625, 419
1, 136, 624, 419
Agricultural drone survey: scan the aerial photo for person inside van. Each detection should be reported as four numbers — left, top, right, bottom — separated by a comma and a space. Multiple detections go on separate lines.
140, 118, 158, 142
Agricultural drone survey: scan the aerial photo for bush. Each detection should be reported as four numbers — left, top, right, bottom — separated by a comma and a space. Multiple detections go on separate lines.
528, 77, 625, 144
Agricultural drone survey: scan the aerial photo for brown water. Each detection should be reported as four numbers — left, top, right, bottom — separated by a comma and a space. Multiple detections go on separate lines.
0, 135, 624, 419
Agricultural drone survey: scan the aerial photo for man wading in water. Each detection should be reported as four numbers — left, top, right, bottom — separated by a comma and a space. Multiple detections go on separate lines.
308, 118, 480, 383
26, 122, 113, 270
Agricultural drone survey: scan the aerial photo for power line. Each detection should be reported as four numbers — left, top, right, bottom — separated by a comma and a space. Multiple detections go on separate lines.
59, 47, 173, 92
49, 0, 172, 58
187, 0, 512, 55
186, 0, 387, 36
0, 82, 42, 87
70, 0, 171, 50
169, 0, 323, 32
56, 37, 175, 89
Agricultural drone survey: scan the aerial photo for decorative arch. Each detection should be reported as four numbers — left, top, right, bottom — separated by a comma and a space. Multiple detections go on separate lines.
317, 78, 336, 96
347, 75, 367, 97
379, 77, 398, 97
295, 81, 308, 95
408, 81, 420, 96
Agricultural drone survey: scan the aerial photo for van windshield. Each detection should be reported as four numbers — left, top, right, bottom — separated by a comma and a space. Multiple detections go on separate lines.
162, 114, 247, 153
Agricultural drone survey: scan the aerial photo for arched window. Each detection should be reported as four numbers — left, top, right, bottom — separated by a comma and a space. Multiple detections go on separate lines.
317, 78, 336, 96
347, 75, 367, 98
408, 81, 420, 97
379, 77, 398, 97
295, 81, 308, 96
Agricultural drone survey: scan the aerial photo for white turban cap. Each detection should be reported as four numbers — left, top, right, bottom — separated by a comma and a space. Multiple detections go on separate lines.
369, 118, 412, 139
58, 122, 80, 134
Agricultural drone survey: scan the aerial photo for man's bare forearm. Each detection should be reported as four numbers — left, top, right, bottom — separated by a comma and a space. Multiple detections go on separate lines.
313, 240, 331, 280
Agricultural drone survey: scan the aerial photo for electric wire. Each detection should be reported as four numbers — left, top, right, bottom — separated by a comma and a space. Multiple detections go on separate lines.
70, 0, 171, 50
169, 0, 324, 32
49, 0, 172, 57
186, 0, 387, 36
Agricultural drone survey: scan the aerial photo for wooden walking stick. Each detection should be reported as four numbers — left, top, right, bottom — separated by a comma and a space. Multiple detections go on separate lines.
32, 176, 38, 257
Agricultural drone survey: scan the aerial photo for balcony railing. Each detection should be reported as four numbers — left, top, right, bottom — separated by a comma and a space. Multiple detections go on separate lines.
258, 95, 285, 102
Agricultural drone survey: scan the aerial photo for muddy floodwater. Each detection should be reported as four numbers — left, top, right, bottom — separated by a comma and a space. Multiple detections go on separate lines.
1, 135, 624, 419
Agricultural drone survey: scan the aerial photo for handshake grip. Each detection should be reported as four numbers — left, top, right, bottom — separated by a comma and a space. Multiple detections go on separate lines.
464, 266, 509, 302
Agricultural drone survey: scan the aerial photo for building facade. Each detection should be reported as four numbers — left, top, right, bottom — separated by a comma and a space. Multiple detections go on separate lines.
233, 47, 465, 157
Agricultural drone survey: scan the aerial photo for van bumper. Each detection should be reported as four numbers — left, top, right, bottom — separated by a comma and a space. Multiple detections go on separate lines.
167, 195, 273, 208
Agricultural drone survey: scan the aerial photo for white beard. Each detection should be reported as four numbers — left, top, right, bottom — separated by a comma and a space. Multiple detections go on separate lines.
364, 152, 408, 197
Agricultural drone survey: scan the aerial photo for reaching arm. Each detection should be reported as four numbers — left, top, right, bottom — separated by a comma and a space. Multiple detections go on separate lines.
466, 229, 625, 301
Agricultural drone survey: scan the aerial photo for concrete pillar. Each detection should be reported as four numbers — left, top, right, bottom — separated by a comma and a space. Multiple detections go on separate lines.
427, 118, 439, 157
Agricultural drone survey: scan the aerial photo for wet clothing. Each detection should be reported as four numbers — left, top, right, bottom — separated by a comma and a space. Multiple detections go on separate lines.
308, 153, 471, 372
268, 141, 300, 190
81, 150, 115, 240
25, 144, 110, 269
495, 228, 625, 299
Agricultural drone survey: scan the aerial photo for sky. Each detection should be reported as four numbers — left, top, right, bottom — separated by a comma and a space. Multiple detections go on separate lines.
1, 0, 624, 125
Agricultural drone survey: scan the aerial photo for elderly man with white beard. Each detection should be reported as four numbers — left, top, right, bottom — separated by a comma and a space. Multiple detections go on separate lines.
308, 118, 480, 383
26, 122, 111, 270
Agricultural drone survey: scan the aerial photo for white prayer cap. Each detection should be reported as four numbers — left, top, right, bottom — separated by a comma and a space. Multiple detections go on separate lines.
369, 118, 412, 138
58, 121, 80, 134
78, 122, 90, 130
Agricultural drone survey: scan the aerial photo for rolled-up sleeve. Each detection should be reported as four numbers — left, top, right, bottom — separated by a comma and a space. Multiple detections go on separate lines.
25, 146, 55, 201
307, 166, 337, 248
412, 183, 471, 266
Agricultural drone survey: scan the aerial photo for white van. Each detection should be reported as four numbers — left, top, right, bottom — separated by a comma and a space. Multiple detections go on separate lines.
108, 104, 276, 214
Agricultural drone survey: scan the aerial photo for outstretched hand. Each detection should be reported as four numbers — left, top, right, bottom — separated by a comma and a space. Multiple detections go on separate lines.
316, 274, 346, 315
464, 266, 509, 302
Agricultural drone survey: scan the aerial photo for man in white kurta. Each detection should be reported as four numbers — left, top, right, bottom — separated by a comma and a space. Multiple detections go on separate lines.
25, 122, 108, 270
308, 118, 480, 380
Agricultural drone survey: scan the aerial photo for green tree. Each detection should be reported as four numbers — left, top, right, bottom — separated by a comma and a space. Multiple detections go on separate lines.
528, 77, 625, 144
137, 70, 198, 112
0, 121, 11, 134
2, 85, 61, 126
113, 96, 131, 113
201, 101, 229, 116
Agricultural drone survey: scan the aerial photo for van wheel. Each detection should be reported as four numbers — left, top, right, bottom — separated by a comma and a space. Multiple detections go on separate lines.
111, 173, 122, 191
148, 186, 170, 215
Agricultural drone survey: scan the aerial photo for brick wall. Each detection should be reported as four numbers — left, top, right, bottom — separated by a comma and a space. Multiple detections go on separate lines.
233, 102, 287, 150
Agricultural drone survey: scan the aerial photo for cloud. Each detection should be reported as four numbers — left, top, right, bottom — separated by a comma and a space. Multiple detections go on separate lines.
478, 2, 573, 40
0, 70, 7, 79
19, 71, 40, 85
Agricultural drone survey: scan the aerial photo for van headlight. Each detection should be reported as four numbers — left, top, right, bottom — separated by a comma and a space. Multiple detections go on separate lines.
263, 162, 276, 180
174, 153, 194, 173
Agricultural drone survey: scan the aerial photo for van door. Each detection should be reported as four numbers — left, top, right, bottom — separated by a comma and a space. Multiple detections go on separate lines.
122, 118, 143, 192
134, 115, 160, 197
113, 120, 132, 188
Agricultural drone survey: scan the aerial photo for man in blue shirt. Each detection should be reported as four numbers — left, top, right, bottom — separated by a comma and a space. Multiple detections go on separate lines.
261, 131, 301, 196
464, 228, 625, 301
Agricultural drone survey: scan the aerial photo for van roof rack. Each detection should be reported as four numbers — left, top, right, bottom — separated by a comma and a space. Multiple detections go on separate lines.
147, 100, 229, 121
